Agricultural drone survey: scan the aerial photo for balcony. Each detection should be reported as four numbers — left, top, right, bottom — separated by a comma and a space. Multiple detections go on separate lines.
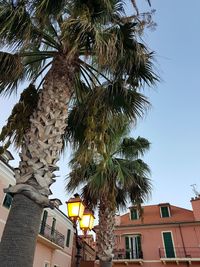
113, 249, 143, 265
159, 247, 200, 264
38, 223, 65, 248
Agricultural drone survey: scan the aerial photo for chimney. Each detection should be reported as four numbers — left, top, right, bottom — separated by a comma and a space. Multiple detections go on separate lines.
191, 195, 200, 221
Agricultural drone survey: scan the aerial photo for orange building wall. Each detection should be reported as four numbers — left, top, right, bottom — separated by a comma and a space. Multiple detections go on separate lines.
96, 202, 200, 267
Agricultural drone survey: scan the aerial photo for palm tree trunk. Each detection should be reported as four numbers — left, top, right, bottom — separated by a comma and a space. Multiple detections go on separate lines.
0, 194, 42, 267
98, 195, 116, 267
0, 54, 77, 266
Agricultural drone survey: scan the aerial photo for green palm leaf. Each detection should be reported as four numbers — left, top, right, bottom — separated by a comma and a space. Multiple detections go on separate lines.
0, 52, 25, 94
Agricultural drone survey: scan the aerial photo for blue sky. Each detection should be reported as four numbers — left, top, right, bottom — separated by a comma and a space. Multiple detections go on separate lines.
0, 0, 200, 213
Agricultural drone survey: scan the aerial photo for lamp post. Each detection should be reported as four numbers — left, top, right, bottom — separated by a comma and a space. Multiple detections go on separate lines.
66, 194, 95, 267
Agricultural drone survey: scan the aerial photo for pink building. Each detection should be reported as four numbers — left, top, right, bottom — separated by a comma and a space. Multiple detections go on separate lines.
0, 151, 74, 267
109, 200, 200, 266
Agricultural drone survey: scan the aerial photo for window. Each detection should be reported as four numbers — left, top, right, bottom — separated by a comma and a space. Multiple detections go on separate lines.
125, 235, 142, 259
40, 210, 48, 234
66, 229, 71, 247
2, 193, 13, 209
130, 208, 139, 220
160, 206, 170, 218
162, 232, 175, 258
44, 262, 50, 267
51, 218, 56, 237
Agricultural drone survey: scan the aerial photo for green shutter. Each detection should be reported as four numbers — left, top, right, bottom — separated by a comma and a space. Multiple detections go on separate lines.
40, 210, 48, 234
135, 235, 142, 258
125, 236, 130, 259
163, 232, 175, 258
66, 229, 71, 247
131, 209, 138, 220
51, 218, 56, 236
161, 206, 169, 217
3, 193, 13, 209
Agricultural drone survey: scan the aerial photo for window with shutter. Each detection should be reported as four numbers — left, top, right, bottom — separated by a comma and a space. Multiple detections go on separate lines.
40, 210, 48, 234
162, 232, 175, 258
125, 235, 142, 259
130, 209, 139, 220
160, 206, 170, 218
2, 193, 13, 209
66, 229, 71, 247
51, 218, 56, 237
125, 236, 130, 259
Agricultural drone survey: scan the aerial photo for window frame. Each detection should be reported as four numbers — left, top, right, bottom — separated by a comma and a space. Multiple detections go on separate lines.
130, 208, 139, 220
125, 234, 142, 259
160, 206, 171, 218
161, 231, 176, 258
51, 217, 56, 237
2, 192, 13, 209
40, 210, 48, 235
66, 229, 71, 247
44, 261, 50, 267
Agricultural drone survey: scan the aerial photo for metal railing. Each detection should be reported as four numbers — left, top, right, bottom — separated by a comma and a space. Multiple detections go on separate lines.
159, 247, 200, 258
113, 249, 143, 259
39, 223, 65, 248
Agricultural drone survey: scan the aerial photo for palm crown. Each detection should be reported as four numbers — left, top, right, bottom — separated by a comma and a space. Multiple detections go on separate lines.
67, 112, 152, 211
0, 0, 157, 95
0, 0, 158, 154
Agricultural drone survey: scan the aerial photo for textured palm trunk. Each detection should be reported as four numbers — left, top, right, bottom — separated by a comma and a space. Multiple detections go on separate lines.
98, 195, 116, 267
0, 194, 43, 267
0, 54, 76, 266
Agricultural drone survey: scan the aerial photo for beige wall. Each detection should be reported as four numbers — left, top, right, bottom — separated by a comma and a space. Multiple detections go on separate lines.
33, 243, 53, 267
0, 159, 15, 241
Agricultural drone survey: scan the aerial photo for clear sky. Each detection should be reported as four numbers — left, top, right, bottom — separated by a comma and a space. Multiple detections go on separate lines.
0, 0, 200, 214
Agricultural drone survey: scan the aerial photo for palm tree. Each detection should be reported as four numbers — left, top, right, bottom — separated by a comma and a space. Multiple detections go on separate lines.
0, 1, 157, 265
66, 110, 152, 267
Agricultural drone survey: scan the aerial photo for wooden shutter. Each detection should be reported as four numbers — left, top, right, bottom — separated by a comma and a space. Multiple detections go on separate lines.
125, 236, 130, 259
135, 235, 142, 258
161, 206, 169, 217
66, 229, 71, 247
51, 218, 56, 236
131, 209, 138, 220
40, 210, 48, 234
163, 232, 175, 258
3, 193, 13, 209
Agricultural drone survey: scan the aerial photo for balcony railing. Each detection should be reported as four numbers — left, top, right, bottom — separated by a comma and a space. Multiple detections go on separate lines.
39, 223, 65, 248
113, 249, 143, 260
159, 247, 200, 259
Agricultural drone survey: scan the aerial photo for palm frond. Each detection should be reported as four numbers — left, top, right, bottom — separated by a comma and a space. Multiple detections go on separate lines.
0, 1, 35, 48
33, 0, 67, 21
0, 84, 39, 150
0, 52, 25, 95
117, 137, 151, 159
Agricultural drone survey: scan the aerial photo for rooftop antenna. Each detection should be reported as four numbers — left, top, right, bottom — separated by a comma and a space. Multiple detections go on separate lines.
190, 184, 200, 197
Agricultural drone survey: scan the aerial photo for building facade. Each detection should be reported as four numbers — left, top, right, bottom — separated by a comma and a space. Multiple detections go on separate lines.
110, 200, 200, 266
0, 151, 74, 267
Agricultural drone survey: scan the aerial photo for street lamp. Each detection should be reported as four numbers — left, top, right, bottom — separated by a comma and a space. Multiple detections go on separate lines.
66, 194, 85, 222
66, 194, 94, 267
79, 209, 95, 236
